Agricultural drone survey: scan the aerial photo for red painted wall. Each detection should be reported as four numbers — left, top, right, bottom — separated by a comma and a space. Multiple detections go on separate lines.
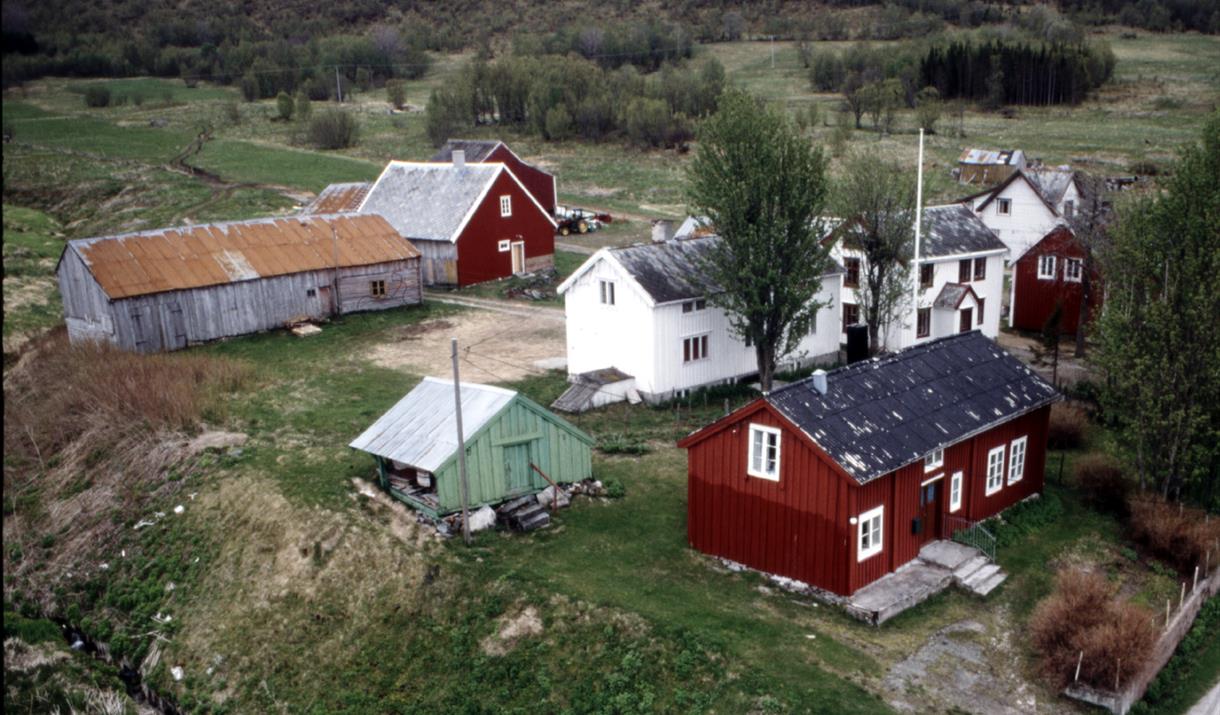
454, 170, 555, 286
1012, 227, 1103, 334
683, 401, 1053, 596
487, 145, 557, 216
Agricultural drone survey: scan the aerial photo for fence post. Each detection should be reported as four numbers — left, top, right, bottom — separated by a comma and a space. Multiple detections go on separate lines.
1074, 650, 1083, 682
1193, 566, 1199, 593
1166, 599, 1171, 629
1180, 582, 1186, 610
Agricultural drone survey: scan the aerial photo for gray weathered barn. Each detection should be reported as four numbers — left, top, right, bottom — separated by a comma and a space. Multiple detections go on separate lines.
56, 214, 422, 353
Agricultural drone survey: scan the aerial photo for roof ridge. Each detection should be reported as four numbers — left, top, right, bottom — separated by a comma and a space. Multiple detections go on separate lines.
67, 213, 378, 246
421, 376, 518, 398
770, 332, 979, 396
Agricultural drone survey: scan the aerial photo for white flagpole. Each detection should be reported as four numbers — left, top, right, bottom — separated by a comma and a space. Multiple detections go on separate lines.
913, 128, 924, 336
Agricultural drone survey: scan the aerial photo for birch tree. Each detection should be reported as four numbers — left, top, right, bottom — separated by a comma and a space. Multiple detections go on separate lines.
686, 89, 834, 392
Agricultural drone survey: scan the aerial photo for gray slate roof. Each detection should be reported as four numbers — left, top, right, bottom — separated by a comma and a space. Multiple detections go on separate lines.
606, 236, 844, 305
933, 283, 973, 309
349, 377, 516, 471
1024, 168, 1076, 207
358, 162, 500, 242
430, 140, 502, 163
766, 331, 1059, 484
921, 204, 1007, 258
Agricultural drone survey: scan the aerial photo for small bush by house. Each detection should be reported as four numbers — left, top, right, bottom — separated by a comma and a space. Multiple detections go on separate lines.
1074, 454, 1131, 516
1048, 402, 1088, 450
308, 110, 360, 150
1127, 497, 1220, 576
1030, 568, 1157, 692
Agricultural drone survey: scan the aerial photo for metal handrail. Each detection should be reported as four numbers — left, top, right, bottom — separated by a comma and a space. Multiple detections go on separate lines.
945, 515, 997, 562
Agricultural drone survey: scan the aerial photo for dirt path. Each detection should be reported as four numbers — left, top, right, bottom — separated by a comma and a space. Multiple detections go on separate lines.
423, 292, 565, 322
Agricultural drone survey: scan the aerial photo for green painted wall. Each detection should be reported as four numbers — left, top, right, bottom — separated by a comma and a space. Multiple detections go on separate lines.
433, 395, 593, 513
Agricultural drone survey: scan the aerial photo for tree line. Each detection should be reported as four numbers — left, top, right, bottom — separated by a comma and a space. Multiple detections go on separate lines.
920, 39, 1115, 107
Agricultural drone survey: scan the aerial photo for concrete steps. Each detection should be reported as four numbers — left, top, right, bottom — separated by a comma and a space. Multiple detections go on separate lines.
953, 556, 1007, 597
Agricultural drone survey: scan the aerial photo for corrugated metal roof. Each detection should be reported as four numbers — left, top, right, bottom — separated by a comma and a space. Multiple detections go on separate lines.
958, 148, 1020, 166
358, 161, 500, 242
766, 331, 1059, 484
921, 204, 1007, 257
68, 214, 419, 300
348, 377, 516, 471
302, 182, 371, 214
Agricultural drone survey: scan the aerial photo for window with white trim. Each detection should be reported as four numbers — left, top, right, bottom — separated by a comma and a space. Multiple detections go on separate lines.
599, 280, 615, 305
498, 239, 511, 252
925, 448, 944, 472
1008, 436, 1027, 484
499, 195, 512, 217
857, 506, 884, 561
949, 471, 963, 512
985, 445, 1006, 495
1038, 255, 1057, 280
747, 424, 781, 481
683, 334, 709, 362
1064, 258, 1083, 282
997, 198, 1012, 216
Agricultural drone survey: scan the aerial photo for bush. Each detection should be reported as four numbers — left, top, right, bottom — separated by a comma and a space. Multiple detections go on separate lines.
1127, 497, 1220, 575
240, 72, 259, 102
544, 104, 574, 141
1048, 402, 1088, 450
987, 493, 1064, 548
386, 80, 407, 109
308, 110, 359, 150
1030, 568, 1157, 691
599, 433, 650, 456
295, 92, 312, 121
222, 101, 241, 126
602, 478, 627, 499
1074, 454, 1130, 515
84, 85, 111, 108
276, 91, 294, 121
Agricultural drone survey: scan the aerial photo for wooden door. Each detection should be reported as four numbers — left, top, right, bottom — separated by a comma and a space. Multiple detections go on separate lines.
959, 308, 973, 333
162, 303, 187, 351
511, 241, 525, 275
918, 480, 941, 546
502, 443, 533, 495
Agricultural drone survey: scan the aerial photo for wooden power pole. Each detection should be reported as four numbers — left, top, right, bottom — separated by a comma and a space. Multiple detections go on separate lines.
451, 338, 472, 545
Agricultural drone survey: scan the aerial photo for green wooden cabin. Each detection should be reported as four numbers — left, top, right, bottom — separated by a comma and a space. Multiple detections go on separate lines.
350, 377, 594, 517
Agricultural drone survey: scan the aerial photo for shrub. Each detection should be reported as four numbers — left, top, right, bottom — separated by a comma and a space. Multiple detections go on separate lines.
544, 104, 574, 141
386, 80, 407, 109
276, 91, 294, 121
240, 72, 259, 102
222, 101, 241, 126
1048, 403, 1088, 450
599, 433, 650, 456
1127, 497, 1220, 575
1030, 568, 1157, 691
295, 92, 312, 121
308, 110, 359, 149
1074, 454, 1130, 515
988, 493, 1064, 548
602, 478, 627, 499
84, 85, 111, 108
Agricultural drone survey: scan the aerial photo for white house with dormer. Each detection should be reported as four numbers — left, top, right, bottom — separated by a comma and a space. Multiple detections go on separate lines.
960, 167, 1083, 260
553, 235, 843, 411
832, 204, 1008, 353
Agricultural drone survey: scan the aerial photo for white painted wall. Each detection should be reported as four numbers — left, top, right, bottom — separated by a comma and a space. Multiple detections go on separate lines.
563, 254, 841, 400
971, 177, 1070, 260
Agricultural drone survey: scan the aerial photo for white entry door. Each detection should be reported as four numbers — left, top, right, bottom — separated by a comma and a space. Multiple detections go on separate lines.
510, 241, 526, 275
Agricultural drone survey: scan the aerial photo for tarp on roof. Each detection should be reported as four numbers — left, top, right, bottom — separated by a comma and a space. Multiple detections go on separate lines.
349, 377, 515, 471
766, 331, 1059, 484
68, 214, 418, 300
358, 162, 499, 242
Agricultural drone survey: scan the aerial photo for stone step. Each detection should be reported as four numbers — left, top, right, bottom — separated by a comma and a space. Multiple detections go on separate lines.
952, 555, 990, 583
972, 571, 1007, 597
963, 563, 1003, 592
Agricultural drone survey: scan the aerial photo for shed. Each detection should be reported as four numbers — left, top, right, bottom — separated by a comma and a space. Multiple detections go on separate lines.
56, 214, 422, 353
957, 148, 1025, 185
350, 378, 594, 517
1010, 226, 1103, 334
679, 331, 1059, 597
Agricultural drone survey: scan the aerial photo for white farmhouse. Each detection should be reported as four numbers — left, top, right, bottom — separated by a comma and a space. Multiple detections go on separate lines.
555, 236, 843, 410
833, 204, 1008, 353
961, 167, 1083, 259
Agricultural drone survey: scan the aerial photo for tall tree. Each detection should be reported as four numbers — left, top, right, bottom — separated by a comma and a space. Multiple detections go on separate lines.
687, 89, 834, 392
834, 151, 916, 355
1063, 172, 1111, 358
1095, 115, 1220, 502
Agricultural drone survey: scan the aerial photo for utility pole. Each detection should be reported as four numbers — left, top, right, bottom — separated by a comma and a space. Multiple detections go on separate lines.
913, 128, 924, 339
335, 66, 342, 103
451, 338, 472, 545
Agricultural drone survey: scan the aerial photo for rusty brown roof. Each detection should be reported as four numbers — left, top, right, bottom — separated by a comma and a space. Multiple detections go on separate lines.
67, 214, 419, 300
301, 182, 371, 214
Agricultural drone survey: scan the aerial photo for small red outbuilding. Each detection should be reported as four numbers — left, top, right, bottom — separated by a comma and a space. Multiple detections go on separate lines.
678, 331, 1060, 597
1010, 226, 1103, 334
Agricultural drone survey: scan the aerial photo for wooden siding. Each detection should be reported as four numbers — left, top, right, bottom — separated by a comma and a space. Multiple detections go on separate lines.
686, 402, 854, 596
964, 405, 1050, 520
60, 251, 422, 353
487, 144, 557, 215
454, 170, 555, 286
432, 396, 592, 513
1012, 228, 1103, 334
413, 239, 459, 286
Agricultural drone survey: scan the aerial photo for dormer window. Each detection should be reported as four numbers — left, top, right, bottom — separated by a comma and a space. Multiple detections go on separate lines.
925, 447, 944, 472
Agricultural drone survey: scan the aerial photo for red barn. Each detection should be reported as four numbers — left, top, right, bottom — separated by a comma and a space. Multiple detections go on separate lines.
1010, 226, 1103, 334
358, 156, 557, 286
678, 331, 1059, 597
432, 140, 557, 216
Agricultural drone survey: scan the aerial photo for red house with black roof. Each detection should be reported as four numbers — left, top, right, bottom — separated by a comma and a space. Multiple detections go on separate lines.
678, 331, 1060, 597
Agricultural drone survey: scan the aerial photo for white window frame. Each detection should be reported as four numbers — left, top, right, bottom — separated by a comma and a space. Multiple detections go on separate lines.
997, 198, 1012, 216
499, 195, 512, 217
924, 448, 944, 472
683, 334, 709, 363
1008, 436, 1027, 485
985, 445, 1006, 496
599, 280, 615, 305
747, 424, 781, 481
1064, 258, 1083, 283
498, 239, 511, 252
949, 471, 963, 513
857, 505, 884, 562
1038, 255, 1057, 280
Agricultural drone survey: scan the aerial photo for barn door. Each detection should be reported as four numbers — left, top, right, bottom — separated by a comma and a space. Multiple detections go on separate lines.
129, 306, 150, 352
502, 443, 533, 495
162, 303, 187, 351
